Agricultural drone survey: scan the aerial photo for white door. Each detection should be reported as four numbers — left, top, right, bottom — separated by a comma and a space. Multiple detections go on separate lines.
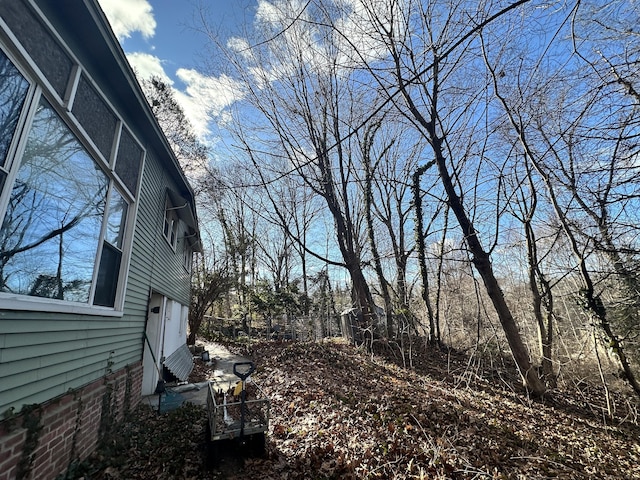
141, 293, 166, 395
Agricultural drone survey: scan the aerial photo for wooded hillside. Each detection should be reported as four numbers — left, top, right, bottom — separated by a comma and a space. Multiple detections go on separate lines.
180, 0, 640, 400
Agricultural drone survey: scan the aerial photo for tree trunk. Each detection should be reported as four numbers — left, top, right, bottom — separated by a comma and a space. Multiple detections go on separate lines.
524, 215, 557, 387
387, 37, 547, 393
413, 162, 438, 343
399, 69, 545, 393
363, 129, 394, 337
434, 135, 544, 395
346, 255, 377, 336
317, 138, 377, 340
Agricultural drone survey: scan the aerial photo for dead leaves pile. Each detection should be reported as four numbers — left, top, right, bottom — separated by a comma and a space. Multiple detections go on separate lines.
71, 403, 208, 480
239, 341, 639, 479
188, 357, 217, 383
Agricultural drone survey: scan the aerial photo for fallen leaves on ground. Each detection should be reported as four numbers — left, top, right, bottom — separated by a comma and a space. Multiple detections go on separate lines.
71, 403, 208, 480
74, 340, 640, 479
188, 357, 217, 383
235, 341, 640, 479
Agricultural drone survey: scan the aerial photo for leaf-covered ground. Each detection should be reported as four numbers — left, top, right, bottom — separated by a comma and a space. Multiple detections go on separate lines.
75, 340, 640, 479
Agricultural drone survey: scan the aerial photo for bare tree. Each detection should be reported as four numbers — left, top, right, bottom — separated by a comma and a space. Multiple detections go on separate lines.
215, 0, 381, 335
140, 77, 210, 190
359, 116, 424, 338
214, 167, 259, 330
477, 0, 640, 395
188, 249, 233, 344
361, 120, 395, 337
350, 0, 546, 394
412, 162, 438, 343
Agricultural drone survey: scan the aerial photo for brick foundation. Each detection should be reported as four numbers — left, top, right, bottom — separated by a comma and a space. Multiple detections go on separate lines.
0, 362, 143, 480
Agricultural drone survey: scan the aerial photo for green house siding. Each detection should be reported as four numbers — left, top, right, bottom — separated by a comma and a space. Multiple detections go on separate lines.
0, 313, 139, 411
131, 150, 192, 306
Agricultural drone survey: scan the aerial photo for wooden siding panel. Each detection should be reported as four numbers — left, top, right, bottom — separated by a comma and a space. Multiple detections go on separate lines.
0, 316, 132, 334
0, 349, 140, 411
1, 329, 139, 357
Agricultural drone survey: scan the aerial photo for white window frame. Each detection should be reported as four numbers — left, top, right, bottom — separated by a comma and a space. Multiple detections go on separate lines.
0, 32, 143, 315
163, 198, 180, 250
183, 244, 193, 273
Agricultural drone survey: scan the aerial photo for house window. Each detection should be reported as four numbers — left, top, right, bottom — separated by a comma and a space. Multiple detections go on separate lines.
94, 188, 128, 307
0, 48, 135, 311
0, 97, 109, 302
0, 52, 29, 168
183, 246, 192, 273
163, 199, 179, 249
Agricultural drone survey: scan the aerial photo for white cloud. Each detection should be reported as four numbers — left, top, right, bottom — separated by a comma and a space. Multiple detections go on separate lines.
255, 0, 281, 23
242, 0, 393, 84
227, 36, 252, 61
332, 0, 391, 64
173, 69, 245, 138
126, 52, 173, 84
255, 0, 309, 24
99, 0, 245, 141
98, 0, 156, 41
123, 54, 244, 140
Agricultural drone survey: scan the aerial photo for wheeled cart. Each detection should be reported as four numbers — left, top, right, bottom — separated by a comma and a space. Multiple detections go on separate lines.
205, 362, 270, 465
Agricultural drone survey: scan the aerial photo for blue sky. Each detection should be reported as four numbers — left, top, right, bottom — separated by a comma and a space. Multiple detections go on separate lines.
97, 0, 254, 140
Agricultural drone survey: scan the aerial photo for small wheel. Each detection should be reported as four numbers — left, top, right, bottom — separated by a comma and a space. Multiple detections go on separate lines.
204, 423, 219, 469
250, 432, 266, 457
